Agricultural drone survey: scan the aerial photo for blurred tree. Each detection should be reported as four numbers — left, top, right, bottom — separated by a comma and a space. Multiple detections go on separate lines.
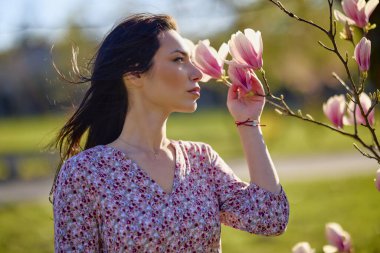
0, 20, 97, 117
0, 31, 53, 116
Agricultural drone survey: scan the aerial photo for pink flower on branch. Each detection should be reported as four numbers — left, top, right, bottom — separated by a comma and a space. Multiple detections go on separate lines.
323, 95, 346, 129
183, 38, 196, 54
324, 222, 352, 253
228, 29, 263, 70
227, 64, 264, 97
334, 0, 379, 28
292, 242, 315, 253
343, 93, 375, 126
192, 40, 229, 82
354, 37, 371, 72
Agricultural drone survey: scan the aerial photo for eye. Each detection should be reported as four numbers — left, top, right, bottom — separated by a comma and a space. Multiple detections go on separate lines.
173, 56, 185, 63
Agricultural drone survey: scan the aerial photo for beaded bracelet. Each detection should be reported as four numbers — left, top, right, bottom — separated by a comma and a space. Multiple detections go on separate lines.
235, 118, 266, 127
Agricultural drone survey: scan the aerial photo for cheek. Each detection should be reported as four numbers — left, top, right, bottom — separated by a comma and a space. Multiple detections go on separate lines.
156, 64, 186, 90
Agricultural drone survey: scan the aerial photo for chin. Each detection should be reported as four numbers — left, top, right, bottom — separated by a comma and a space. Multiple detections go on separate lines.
176, 102, 198, 113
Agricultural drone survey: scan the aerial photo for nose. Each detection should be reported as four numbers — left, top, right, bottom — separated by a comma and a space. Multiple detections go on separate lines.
190, 63, 203, 82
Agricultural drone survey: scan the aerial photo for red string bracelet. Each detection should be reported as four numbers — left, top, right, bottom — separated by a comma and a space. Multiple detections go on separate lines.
235, 118, 266, 127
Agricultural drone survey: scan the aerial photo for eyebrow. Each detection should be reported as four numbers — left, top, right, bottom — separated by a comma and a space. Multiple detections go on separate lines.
170, 49, 190, 57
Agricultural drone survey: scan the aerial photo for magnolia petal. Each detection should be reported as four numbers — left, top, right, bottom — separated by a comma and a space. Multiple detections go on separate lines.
365, 0, 379, 18
343, 100, 355, 126
217, 42, 229, 65
200, 73, 212, 82
224, 59, 252, 69
357, 0, 367, 12
235, 32, 256, 64
227, 65, 263, 98
228, 29, 263, 70
343, 0, 361, 20
193, 40, 223, 79
227, 64, 246, 88
322, 245, 338, 253
193, 47, 217, 74
292, 242, 315, 253
343, 115, 354, 125
344, 99, 366, 125
250, 71, 265, 96
334, 9, 356, 25
325, 222, 352, 252
228, 33, 247, 65
357, 93, 375, 125
359, 92, 372, 111
183, 38, 195, 54
361, 39, 371, 71
340, 0, 377, 27
323, 95, 346, 128
354, 37, 371, 71
326, 224, 343, 245
202, 39, 211, 46
241, 30, 262, 68
244, 28, 262, 56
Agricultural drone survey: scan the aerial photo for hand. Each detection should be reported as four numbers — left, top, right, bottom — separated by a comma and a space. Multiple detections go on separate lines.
226, 78, 266, 122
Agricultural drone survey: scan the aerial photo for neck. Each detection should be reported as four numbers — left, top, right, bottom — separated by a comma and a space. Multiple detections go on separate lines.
117, 105, 171, 153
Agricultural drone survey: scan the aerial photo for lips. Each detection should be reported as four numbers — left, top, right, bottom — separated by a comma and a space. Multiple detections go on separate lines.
187, 86, 201, 97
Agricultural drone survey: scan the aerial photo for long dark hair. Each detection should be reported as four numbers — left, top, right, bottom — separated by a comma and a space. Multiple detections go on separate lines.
48, 13, 177, 202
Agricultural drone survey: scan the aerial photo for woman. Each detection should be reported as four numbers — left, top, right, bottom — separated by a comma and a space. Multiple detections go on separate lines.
51, 13, 289, 252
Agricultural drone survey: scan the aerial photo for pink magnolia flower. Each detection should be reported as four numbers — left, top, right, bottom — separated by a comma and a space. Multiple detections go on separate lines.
343, 92, 375, 126
227, 64, 264, 97
334, 0, 379, 28
192, 40, 229, 82
375, 168, 380, 191
324, 222, 352, 253
228, 28, 263, 70
323, 95, 346, 128
354, 37, 371, 72
183, 38, 195, 54
292, 242, 315, 253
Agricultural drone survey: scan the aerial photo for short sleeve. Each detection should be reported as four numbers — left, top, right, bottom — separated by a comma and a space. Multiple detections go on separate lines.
53, 157, 101, 252
205, 144, 289, 236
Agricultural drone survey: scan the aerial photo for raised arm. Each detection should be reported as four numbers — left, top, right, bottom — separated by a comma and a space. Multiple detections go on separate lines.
227, 77, 280, 194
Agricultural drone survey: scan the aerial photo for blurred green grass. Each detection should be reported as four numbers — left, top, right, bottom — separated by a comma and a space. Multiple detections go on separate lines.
0, 174, 379, 252
0, 108, 373, 159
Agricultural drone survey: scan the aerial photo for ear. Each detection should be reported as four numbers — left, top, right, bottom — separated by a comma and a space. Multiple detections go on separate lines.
122, 73, 143, 88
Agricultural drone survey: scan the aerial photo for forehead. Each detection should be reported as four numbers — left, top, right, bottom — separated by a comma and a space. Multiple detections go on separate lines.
156, 30, 190, 55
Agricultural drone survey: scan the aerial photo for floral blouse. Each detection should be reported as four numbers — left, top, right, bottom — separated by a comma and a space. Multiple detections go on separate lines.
53, 140, 289, 252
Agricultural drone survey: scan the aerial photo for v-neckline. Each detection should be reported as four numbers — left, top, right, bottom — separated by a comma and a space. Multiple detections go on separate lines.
103, 140, 180, 196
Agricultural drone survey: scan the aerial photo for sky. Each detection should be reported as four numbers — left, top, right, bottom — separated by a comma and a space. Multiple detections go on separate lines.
0, 0, 240, 52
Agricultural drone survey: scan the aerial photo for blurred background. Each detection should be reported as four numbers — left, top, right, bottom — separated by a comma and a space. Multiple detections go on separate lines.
0, 0, 379, 252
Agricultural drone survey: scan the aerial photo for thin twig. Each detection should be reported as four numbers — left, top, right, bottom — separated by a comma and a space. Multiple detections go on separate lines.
353, 143, 379, 162
332, 72, 353, 93
318, 41, 335, 52
267, 0, 330, 35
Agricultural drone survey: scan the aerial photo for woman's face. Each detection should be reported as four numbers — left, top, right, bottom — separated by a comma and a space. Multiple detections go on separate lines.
137, 29, 203, 114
